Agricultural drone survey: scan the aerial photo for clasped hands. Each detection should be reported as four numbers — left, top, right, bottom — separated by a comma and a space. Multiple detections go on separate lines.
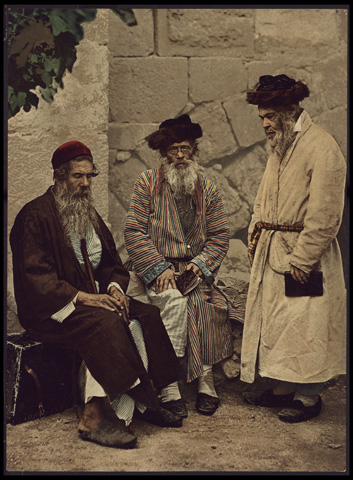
154, 263, 203, 294
76, 286, 130, 323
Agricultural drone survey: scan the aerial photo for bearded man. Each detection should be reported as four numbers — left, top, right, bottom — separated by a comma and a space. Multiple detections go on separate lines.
10, 141, 185, 449
240, 74, 347, 422
124, 114, 244, 418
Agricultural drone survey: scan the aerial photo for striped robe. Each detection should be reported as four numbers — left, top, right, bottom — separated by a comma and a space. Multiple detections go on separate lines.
124, 168, 242, 382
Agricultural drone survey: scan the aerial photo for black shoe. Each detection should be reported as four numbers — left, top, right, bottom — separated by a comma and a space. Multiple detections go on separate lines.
242, 389, 295, 408
196, 393, 219, 416
278, 396, 322, 423
135, 406, 183, 428
161, 399, 188, 418
79, 419, 137, 449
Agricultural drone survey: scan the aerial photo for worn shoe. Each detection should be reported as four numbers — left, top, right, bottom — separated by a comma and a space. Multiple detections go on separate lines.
135, 406, 183, 428
196, 393, 219, 416
242, 389, 295, 408
79, 419, 137, 449
161, 399, 188, 418
278, 396, 322, 423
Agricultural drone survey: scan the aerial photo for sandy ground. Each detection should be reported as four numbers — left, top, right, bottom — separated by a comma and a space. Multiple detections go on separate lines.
4, 374, 347, 475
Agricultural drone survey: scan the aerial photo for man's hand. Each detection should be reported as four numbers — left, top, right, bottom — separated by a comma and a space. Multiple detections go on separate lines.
154, 267, 177, 294
186, 262, 203, 278
76, 288, 130, 324
108, 286, 130, 323
290, 265, 310, 284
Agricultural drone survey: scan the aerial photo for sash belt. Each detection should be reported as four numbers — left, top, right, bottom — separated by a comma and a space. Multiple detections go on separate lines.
248, 221, 304, 256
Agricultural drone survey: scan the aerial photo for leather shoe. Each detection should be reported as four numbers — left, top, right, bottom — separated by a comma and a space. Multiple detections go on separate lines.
135, 406, 183, 428
196, 393, 219, 416
79, 419, 137, 449
161, 399, 188, 418
278, 396, 322, 423
242, 389, 294, 408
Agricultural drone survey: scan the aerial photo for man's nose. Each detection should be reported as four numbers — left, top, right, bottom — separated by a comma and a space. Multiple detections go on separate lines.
80, 176, 90, 187
176, 148, 184, 158
263, 118, 271, 128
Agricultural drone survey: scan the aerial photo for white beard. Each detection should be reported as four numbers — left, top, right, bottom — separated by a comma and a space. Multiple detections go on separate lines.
163, 158, 199, 198
265, 113, 297, 159
53, 182, 99, 241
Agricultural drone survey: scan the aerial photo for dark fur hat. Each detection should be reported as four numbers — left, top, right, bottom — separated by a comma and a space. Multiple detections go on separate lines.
246, 74, 310, 107
146, 114, 203, 151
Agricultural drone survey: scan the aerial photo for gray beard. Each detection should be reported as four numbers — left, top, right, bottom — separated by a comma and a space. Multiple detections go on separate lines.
265, 113, 297, 159
53, 182, 99, 241
163, 158, 199, 198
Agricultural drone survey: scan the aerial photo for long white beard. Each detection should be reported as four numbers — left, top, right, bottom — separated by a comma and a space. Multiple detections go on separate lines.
265, 114, 297, 159
53, 182, 99, 241
163, 159, 199, 198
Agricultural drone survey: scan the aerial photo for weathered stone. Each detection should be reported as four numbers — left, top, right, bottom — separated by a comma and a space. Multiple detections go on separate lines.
108, 9, 154, 57
109, 57, 188, 122
108, 123, 157, 150
136, 142, 163, 170
254, 9, 340, 57
220, 354, 241, 379
108, 190, 127, 255
218, 239, 251, 283
224, 97, 265, 147
109, 155, 146, 210
311, 57, 347, 110
189, 58, 247, 103
157, 9, 254, 57
191, 103, 239, 164
116, 151, 131, 162
313, 107, 348, 160
223, 145, 267, 207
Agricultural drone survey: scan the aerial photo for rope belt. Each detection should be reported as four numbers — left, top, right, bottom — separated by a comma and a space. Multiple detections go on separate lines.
248, 221, 304, 256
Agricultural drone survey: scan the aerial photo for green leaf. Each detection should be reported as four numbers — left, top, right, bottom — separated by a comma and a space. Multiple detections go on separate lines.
17, 91, 27, 107
110, 8, 137, 26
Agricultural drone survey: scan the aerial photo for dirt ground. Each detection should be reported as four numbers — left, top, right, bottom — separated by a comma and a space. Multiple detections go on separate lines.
4, 374, 348, 475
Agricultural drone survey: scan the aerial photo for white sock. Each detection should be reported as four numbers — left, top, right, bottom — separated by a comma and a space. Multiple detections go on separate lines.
293, 393, 319, 407
159, 382, 182, 403
197, 365, 218, 398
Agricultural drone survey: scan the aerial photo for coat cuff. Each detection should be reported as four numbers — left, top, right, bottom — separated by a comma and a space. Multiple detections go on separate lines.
140, 260, 172, 286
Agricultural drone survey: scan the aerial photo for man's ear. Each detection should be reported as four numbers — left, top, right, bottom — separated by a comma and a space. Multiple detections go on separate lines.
289, 104, 299, 118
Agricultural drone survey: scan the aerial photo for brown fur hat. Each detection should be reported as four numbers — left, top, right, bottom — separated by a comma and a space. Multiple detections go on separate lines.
246, 74, 310, 107
146, 114, 203, 151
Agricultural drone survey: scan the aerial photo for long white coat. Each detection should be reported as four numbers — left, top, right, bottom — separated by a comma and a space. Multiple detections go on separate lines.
240, 110, 347, 384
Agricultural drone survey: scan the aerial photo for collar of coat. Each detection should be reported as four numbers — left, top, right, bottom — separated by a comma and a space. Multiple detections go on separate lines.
156, 165, 203, 217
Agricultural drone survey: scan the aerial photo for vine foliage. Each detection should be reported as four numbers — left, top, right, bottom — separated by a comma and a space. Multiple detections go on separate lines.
7, 7, 137, 119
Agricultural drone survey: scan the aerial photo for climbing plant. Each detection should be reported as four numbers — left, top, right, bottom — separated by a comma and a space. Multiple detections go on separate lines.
7, 7, 137, 119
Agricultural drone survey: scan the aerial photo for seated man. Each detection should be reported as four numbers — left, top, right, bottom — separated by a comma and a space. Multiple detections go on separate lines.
124, 114, 244, 417
10, 141, 184, 450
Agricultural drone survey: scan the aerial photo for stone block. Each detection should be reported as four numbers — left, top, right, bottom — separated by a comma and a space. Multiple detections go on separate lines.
223, 146, 267, 207
108, 190, 127, 252
136, 142, 163, 170
224, 97, 265, 147
189, 58, 247, 103
254, 9, 340, 57
109, 57, 188, 122
108, 8, 154, 57
108, 123, 157, 150
313, 107, 347, 160
311, 57, 347, 110
191, 103, 239, 164
157, 9, 254, 57
109, 155, 146, 210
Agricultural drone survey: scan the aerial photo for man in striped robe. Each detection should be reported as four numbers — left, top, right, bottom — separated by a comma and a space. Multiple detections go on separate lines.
124, 115, 243, 417
10, 141, 184, 449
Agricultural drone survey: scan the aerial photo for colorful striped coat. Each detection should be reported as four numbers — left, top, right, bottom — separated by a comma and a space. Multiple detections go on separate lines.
124, 168, 240, 381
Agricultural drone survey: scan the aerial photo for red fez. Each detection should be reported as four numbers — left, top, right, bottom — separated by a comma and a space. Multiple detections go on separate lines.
51, 141, 93, 170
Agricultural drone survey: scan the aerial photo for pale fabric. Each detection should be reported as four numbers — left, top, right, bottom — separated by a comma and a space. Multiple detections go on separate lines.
159, 382, 182, 403
79, 319, 147, 425
241, 110, 347, 385
198, 364, 217, 398
146, 284, 188, 357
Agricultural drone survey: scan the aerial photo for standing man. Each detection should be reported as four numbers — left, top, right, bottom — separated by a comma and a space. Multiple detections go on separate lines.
241, 74, 347, 422
124, 114, 244, 418
10, 141, 184, 450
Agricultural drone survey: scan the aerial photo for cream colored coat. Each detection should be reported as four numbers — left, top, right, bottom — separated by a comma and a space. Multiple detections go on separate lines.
240, 111, 347, 384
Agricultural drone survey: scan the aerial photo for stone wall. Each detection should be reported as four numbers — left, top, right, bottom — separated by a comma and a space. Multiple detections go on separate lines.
107, 8, 348, 284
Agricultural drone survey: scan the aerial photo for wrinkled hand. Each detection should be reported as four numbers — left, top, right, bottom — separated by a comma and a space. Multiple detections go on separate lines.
186, 262, 203, 278
290, 265, 310, 284
76, 288, 130, 324
154, 267, 177, 294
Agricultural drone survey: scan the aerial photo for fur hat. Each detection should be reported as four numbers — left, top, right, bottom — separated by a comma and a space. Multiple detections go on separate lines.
246, 74, 310, 107
146, 114, 203, 151
51, 141, 92, 170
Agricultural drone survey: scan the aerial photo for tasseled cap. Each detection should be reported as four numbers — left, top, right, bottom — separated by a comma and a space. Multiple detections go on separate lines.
145, 114, 203, 151
246, 74, 310, 107
51, 141, 93, 170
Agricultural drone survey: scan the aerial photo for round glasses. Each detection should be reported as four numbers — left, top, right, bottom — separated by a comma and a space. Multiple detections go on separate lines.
168, 146, 192, 156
